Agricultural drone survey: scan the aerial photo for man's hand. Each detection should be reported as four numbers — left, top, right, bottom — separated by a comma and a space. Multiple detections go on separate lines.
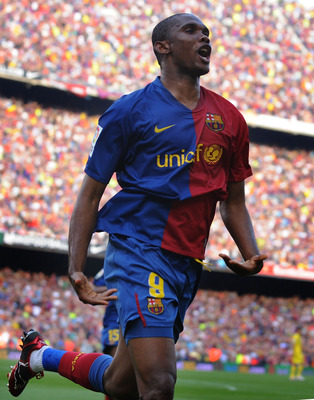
218, 253, 267, 276
69, 271, 118, 305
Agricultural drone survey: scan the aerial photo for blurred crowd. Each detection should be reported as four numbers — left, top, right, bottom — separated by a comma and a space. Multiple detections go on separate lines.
206, 144, 314, 272
0, 96, 313, 271
1, 0, 313, 374
179, 287, 314, 366
0, 268, 103, 354
1, 268, 313, 367
0, 0, 313, 122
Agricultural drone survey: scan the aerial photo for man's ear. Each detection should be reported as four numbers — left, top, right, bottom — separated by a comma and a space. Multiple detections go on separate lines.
154, 40, 171, 55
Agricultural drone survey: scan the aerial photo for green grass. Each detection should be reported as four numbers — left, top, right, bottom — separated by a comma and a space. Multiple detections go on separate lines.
1, 359, 313, 400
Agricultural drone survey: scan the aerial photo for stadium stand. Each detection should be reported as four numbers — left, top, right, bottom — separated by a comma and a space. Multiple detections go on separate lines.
0, 96, 313, 274
0, 0, 313, 377
0, 0, 313, 122
0, 268, 313, 369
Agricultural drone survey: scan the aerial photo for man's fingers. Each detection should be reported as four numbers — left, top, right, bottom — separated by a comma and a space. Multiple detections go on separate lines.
79, 289, 118, 305
74, 278, 84, 286
251, 254, 268, 262
69, 271, 118, 305
218, 253, 230, 260
106, 288, 118, 295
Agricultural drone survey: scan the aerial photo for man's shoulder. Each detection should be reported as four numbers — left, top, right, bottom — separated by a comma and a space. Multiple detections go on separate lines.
201, 86, 237, 108
201, 86, 246, 122
105, 79, 164, 123
114, 80, 158, 108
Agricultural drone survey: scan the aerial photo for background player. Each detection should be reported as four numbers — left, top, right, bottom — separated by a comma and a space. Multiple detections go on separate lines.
93, 268, 119, 357
289, 326, 305, 381
93, 268, 119, 400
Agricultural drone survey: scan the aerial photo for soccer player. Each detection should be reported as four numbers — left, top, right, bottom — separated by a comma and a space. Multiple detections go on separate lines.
93, 268, 119, 400
289, 326, 305, 381
8, 13, 267, 400
93, 268, 119, 358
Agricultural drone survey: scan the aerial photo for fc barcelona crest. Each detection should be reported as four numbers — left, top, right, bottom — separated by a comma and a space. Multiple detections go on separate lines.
206, 113, 224, 132
147, 297, 164, 315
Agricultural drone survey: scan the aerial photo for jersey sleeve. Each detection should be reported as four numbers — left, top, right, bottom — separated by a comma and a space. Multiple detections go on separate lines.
84, 99, 131, 185
228, 110, 252, 183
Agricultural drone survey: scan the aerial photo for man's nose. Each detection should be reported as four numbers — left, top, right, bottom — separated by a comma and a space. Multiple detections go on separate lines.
200, 33, 210, 43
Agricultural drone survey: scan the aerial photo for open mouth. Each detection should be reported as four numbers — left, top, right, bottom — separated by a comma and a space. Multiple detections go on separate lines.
197, 45, 211, 62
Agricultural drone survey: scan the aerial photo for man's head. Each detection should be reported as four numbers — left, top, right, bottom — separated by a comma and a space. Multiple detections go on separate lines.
151, 13, 211, 77
152, 14, 186, 64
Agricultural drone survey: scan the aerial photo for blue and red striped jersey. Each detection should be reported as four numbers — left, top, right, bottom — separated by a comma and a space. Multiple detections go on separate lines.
85, 77, 252, 258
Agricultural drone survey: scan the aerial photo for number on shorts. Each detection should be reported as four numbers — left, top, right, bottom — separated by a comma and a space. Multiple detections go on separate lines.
108, 329, 119, 343
148, 272, 164, 298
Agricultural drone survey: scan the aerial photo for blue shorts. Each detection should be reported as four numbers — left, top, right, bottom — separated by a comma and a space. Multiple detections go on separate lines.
103, 234, 202, 344
101, 301, 119, 351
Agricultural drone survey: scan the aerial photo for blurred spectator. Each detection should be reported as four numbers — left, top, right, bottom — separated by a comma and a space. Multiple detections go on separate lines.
0, 0, 313, 122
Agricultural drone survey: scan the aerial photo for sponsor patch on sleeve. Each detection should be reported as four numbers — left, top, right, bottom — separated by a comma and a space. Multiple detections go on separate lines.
89, 124, 103, 157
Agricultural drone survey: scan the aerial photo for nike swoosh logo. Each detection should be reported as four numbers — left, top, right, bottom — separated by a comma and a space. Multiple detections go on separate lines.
154, 124, 175, 133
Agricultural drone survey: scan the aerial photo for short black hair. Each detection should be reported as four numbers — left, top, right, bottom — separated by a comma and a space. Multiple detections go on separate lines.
151, 13, 188, 65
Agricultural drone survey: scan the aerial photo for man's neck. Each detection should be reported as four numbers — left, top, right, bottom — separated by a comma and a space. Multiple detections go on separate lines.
160, 74, 201, 110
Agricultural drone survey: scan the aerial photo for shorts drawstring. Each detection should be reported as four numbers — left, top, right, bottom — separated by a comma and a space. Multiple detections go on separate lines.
194, 258, 212, 272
